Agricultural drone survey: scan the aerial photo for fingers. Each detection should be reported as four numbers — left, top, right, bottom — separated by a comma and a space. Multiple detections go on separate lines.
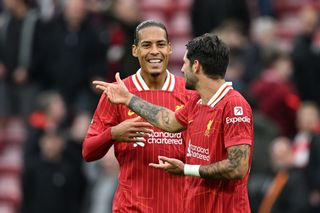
130, 116, 142, 121
126, 137, 146, 142
127, 116, 153, 128
149, 156, 173, 169
93, 81, 117, 94
130, 126, 153, 133
95, 85, 107, 93
132, 122, 153, 128
158, 156, 174, 163
127, 132, 149, 138
92, 80, 110, 87
149, 163, 167, 169
115, 72, 125, 87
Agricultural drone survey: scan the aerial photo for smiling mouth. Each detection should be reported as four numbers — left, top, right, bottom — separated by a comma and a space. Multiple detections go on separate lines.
147, 59, 162, 63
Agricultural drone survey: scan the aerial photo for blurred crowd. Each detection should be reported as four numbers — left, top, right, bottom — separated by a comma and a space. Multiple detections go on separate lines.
0, 0, 320, 213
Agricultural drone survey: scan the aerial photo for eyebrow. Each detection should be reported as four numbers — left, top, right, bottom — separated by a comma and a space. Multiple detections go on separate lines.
140, 40, 167, 44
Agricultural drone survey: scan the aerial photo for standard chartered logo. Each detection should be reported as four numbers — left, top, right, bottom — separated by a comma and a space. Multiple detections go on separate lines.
147, 132, 183, 145
186, 140, 210, 161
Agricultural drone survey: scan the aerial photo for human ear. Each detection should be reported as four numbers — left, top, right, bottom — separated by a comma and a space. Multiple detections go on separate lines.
193, 60, 200, 73
132, 45, 138, 57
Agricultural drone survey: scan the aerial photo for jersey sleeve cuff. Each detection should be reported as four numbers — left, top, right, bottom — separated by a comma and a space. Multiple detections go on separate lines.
101, 127, 113, 143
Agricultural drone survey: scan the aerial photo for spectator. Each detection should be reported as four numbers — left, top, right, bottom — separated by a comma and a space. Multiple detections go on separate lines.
291, 5, 320, 106
292, 101, 320, 168
250, 51, 300, 137
21, 131, 84, 213
0, 0, 41, 118
36, 0, 108, 113
258, 137, 309, 213
191, 0, 250, 38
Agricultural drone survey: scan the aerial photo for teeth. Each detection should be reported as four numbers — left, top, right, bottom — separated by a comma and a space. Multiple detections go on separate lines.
149, 59, 161, 63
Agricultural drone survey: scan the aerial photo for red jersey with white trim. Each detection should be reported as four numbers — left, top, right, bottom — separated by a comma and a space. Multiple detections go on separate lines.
175, 82, 254, 213
83, 70, 192, 213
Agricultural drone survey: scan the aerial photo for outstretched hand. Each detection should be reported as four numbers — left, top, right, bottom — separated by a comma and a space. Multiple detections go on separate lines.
93, 72, 133, 105
149, 156, 185, 175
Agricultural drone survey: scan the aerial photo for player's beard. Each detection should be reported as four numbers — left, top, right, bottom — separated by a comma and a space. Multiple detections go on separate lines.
150, 72, 161, 77
185, 73, 198, 90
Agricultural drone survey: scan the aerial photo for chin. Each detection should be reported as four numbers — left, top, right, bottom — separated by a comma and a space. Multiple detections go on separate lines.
185, 84, 196, 90
150, 72, 161, 77
149, 69, 163, 76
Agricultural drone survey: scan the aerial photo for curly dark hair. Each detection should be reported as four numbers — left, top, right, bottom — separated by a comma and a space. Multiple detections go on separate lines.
186, 33, 229, 79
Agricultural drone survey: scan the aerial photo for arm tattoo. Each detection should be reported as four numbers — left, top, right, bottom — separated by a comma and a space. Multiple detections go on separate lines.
199, 145, 250, 179
128, 95, 171, 128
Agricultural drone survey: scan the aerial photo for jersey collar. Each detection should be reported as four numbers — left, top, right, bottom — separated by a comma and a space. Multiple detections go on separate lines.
132, 69, 176, 91
197, 82, 233, 107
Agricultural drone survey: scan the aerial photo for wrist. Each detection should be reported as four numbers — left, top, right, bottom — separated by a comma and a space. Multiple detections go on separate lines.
126, 93, 134, 106
184, 164, 201, 177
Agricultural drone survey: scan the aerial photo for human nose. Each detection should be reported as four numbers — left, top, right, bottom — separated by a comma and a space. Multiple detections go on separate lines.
180, 65, 185, 73
150, 44, 159, 54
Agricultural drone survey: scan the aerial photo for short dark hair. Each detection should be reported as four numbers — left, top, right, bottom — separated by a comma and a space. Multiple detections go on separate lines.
134, 20, 169, 45
186, 33, 229, 79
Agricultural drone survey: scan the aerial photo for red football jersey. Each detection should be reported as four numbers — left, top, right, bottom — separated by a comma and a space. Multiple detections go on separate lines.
83, 70, 192, 212
176, 82, 254, 213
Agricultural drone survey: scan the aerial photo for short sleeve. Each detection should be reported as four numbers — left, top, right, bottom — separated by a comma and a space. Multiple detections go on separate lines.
223, 95, 253, 148
87, 94, 119, 136
175, 94, 198, 127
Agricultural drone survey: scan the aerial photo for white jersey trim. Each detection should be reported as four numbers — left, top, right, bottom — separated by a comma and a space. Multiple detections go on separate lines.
197, 82, 233, 107
132, 69, 176, 91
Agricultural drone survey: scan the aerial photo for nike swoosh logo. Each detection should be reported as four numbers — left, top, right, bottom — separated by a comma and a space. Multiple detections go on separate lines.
128, 110, 135, 116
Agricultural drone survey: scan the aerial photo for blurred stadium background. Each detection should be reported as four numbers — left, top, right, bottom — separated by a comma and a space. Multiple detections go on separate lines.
1, 0, 320, 212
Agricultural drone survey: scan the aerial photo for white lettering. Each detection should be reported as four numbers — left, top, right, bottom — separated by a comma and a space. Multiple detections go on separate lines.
147, 132, 183, 145
187, 140, 210, 161
226, 116, 251, 124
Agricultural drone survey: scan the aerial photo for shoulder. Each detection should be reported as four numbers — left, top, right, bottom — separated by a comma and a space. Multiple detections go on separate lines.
226, 90, 250, 104
222, 90, 252, 113
120, 75, 139, 92
173, 75, 185, 88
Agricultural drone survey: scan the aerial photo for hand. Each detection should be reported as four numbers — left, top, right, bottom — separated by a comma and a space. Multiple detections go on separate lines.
93, 72, 133, 105
149, 156, 185, 175
111, 116, 153, 142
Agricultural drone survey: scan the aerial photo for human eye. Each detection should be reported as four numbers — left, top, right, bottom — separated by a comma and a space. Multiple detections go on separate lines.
141, 43, 150, 48
158, 42, 166, 48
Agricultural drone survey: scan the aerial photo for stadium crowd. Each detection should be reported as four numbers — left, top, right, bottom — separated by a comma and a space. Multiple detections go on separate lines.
0, 0, 320, 212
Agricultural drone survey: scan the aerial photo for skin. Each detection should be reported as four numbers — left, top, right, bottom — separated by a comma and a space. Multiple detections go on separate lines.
93, 50, 251, 179
132, 26, 172, 89
111, 117, 153, 142
108, 25, 173, 142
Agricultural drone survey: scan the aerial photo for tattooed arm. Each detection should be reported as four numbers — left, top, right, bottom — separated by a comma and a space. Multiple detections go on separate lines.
93, 73, 185, 133
127, 96, 184, 132
150, 144, 251, 179
199, 144, 250, 179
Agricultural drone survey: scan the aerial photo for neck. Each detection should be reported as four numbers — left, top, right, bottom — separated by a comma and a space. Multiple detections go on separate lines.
140, 70, 167, 90
197, 77, 225, 104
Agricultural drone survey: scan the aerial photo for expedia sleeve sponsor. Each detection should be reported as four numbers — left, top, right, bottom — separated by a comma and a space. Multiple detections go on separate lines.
225, 116, 251, 124
147, 132, 183, 145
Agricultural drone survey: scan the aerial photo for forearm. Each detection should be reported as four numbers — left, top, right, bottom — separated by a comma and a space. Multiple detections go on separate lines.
199, 159, 247, 179
128, 95, 182, 132
193, 145, 250, 179
82, 128, 114, 162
